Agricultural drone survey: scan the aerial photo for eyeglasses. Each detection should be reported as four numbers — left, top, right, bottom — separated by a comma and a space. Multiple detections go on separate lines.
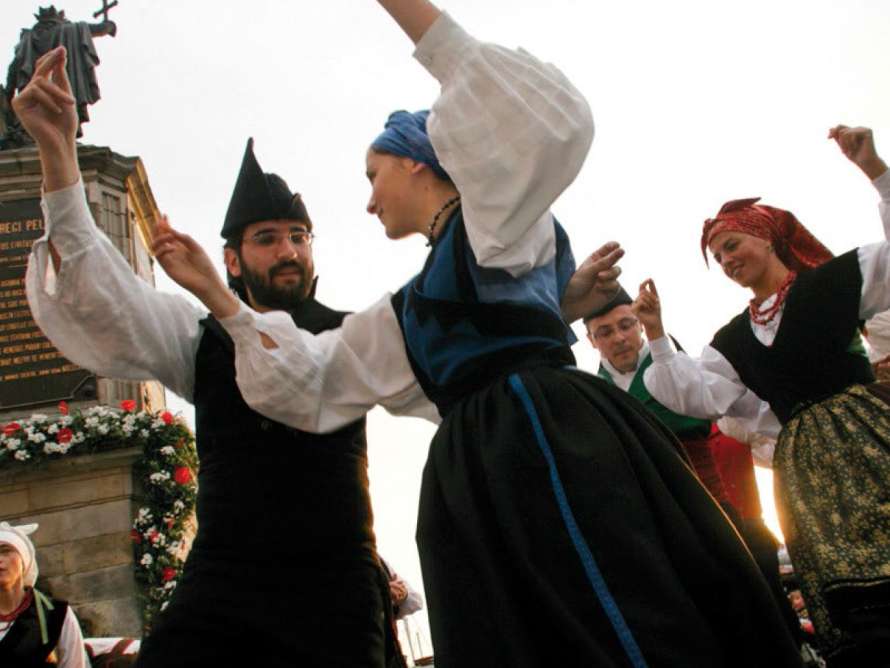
246, 230, 314, 248
592, 317, 639, 341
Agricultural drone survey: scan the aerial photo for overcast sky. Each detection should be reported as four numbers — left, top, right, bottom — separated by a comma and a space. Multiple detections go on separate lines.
3, 0, 890, 652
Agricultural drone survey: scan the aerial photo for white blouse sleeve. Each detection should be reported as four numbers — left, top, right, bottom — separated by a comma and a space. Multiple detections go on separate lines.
56, 606, 88, 668
643, 336, 782, 439
218, 296, 439, 434
25, 180, 204, 402
415, 12, 594, 277
858, 169, 890, 319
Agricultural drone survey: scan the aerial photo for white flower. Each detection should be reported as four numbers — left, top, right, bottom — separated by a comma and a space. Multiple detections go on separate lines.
163, 580, 177, 590
140, 429, 150, 438
43, 443, 60, 454
14, 450, 30, 461
173, 500, 185, 511
59, 415, 73, 426
73, 432, 85, 443
98, 425, 110, 435
140, 553, 153, 567
160, 601, 169, 612
160, 446, 175, 457
47, 424, 59, 435
85, 416, 100, 428
6, 438, 21, 450
137, 507, 153, 521
28, 432, 47, 443
149, 471, 171, 484
29, 413, 48, 423
166, 541, 181, 555
58, 443, 72, 454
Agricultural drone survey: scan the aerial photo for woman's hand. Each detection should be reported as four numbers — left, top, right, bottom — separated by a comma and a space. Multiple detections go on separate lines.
632, 279, 665, 341
151, 215, 240, 318
829, 125, 887, 181
561, 241, 624, 323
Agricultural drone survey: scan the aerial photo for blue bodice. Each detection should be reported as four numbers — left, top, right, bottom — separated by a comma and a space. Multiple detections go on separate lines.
391, 209, 577, 415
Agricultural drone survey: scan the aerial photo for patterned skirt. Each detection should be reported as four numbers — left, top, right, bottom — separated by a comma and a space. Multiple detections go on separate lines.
775, 383, 890, 666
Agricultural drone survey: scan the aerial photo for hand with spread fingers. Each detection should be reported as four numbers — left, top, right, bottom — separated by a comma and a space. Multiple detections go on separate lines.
632, 278, 665, 341
151, 215, 240, 319
11, 46, 79, 190
560, 241, 624, 323
828, 125, 887, 181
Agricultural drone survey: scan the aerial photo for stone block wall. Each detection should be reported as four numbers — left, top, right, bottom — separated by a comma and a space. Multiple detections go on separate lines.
0, 447, 144, 636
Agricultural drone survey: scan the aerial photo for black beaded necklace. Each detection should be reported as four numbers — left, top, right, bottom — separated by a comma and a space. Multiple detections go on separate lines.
426, 195, 461, 247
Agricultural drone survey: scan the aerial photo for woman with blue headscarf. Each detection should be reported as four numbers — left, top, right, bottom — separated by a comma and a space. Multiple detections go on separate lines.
148, 1, 802, 666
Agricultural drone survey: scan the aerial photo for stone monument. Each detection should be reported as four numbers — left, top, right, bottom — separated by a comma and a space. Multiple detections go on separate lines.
0, 4, 171, 637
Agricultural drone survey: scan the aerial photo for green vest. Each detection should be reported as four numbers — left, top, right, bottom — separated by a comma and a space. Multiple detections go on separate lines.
598, 351, 711, 439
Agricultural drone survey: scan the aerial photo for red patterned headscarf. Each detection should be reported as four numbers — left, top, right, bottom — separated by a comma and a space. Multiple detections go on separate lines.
701, 197, 833, 272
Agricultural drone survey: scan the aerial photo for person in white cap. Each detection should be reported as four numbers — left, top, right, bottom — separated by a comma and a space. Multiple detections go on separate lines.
0, 521, 88, 667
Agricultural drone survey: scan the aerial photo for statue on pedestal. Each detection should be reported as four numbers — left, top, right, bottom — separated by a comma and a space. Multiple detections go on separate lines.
1, 3, 118, 148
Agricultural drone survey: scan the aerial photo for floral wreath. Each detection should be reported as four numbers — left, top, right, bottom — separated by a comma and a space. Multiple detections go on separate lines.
0, 400, 198, 634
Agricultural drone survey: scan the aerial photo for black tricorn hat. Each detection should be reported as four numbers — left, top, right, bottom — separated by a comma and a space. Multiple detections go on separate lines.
221, 138, 311, 239
583, 284, 633, 322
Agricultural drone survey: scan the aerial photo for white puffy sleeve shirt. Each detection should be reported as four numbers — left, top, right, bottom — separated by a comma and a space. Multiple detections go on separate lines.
218, 11, 594, 433
25, 181, 205, 402
643, 169, 890, 439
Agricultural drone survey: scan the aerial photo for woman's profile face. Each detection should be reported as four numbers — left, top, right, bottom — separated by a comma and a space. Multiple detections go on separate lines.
0, 543, 23, 590
708, 230, 774, 288
365, 149, 420, 240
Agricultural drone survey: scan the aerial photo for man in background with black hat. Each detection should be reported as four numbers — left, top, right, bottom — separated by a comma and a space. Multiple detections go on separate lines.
584, 279, 801, 646
18, 47, 394, 667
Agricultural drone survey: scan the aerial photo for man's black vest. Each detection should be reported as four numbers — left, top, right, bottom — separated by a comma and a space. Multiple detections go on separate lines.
191, 297, 376, 567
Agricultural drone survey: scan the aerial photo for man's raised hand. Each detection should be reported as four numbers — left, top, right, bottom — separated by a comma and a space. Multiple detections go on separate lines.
632, 279, 665, 341
12, 46, 77, 152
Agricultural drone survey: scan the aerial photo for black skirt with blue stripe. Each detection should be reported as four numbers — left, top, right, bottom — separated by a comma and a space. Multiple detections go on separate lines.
415, 364, 802, 667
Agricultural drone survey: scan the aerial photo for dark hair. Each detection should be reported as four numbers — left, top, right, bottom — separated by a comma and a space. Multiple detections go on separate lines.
223, 235, 250, 303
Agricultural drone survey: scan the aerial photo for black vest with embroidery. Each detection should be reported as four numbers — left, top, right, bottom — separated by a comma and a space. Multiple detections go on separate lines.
0, 595, 68, 667
710, 249, 874, 424
192, 297, 375, 566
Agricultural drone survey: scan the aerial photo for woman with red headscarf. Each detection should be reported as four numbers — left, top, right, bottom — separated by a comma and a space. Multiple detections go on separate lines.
640, 126, 890, 666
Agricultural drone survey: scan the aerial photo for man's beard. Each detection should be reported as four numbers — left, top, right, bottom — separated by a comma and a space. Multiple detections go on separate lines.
241, 258, 312, 311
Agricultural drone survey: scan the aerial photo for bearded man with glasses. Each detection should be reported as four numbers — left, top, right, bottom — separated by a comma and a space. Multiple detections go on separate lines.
19, 52, 398, 664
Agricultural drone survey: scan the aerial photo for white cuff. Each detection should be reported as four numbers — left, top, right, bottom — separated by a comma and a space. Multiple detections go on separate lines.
874, 168, 890, 201
649, 335, 676, 362
413, 11, 474, 83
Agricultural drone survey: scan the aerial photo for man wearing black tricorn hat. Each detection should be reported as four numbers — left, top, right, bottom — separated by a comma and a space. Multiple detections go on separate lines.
18, 47, 394, 667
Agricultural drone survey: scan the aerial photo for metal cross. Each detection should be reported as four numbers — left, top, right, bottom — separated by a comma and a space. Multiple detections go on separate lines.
93, 0, 120, 22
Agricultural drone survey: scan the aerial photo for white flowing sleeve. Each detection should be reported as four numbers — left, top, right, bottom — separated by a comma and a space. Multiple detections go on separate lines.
415, 12, 594, 277
56, 606, 88, 668
25, 180, 204, 402
643, 336, 782, 439
858, 169, 890, 319
218, 296, 439, 434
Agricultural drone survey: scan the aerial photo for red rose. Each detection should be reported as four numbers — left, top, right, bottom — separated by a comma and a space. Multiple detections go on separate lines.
3, 423, 21, 436
120, 400, 136, 412
58, 401, 69, 416
162, 566, 177, 582
173, 466, 192, 485
129, 529, 142, 544
146, 528, 160, 544
161, 411, 174, 425
165, 517, 175, 529
56, 428, 74, 444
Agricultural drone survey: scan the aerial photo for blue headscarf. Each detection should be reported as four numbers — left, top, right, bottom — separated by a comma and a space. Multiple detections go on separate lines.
370, 110, 451, 182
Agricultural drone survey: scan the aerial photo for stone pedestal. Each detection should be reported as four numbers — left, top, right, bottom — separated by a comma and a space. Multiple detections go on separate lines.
0, 144, 170, 636
0, 446, 144, 636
